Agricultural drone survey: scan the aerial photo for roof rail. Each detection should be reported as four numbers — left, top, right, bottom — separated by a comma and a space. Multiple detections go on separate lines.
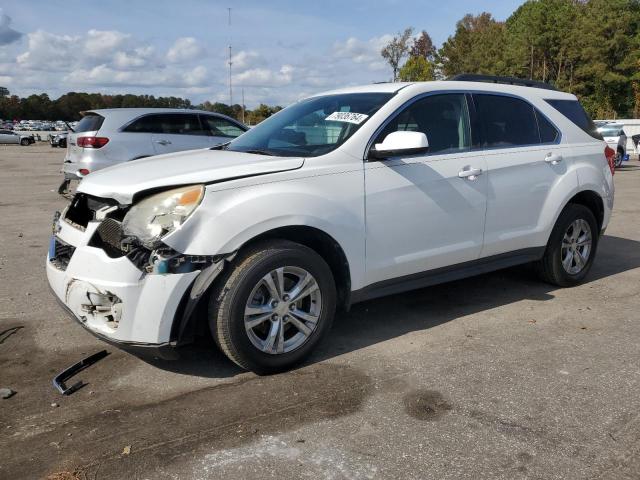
449, 74, 557, 91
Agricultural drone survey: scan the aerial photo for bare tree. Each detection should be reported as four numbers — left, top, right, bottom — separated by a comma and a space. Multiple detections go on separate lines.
381, 27, 414, 81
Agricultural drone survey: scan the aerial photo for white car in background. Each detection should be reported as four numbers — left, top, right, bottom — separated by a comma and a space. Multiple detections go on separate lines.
596, 122, 627, 168
48, 77, 614, 374
59, 108, 248, 192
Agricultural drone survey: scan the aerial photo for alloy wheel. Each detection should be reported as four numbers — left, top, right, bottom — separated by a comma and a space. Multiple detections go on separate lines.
244, 266, 322, 355
561, 219, 592, 275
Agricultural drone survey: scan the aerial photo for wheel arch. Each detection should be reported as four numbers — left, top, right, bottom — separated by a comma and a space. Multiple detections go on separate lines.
566, 189, 605, 233
236, 225, 352, 311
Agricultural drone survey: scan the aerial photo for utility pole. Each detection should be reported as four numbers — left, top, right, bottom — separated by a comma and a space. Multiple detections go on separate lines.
228, 7, 233, 107
241, 88, 245, 124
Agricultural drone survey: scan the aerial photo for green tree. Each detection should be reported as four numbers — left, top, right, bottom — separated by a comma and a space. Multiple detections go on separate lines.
504, 0, 579, 86
398, 56, 435, 81
570, 0, 640, 118
0, 86, 9, 98
438, 13, 507, 78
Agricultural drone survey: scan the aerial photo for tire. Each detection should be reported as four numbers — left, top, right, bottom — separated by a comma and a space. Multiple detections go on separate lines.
209, 240, 336, 374
20, 138, 29, 146
615, 150, 623, 168
535, 204, 599, 287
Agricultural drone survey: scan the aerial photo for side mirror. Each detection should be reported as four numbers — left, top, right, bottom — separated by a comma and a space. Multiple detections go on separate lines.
368, 131, 429, 160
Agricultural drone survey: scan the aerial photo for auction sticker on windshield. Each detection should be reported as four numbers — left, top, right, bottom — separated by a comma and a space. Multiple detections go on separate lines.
325, 112, 369, 124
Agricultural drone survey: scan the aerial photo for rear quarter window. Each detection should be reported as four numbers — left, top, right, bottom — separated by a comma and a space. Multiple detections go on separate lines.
473, 94, 540, 147
75, 114, 104, 133
546, 99, 602, 140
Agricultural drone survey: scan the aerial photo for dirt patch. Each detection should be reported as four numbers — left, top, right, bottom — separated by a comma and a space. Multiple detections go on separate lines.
402, 389, 452, 421
2, 362, 372, 479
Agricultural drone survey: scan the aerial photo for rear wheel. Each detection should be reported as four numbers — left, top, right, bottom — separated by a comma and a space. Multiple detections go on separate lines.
535, 204, 598, 287
209, 240, 336, 374
614, 149, 624, 168
20, 138, 29, 146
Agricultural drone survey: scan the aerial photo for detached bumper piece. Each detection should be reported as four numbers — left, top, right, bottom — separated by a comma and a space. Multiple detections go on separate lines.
52, 350, 109, 395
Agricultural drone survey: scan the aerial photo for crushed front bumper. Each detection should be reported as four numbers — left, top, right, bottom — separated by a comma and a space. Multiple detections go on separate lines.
46, 217, 201, 357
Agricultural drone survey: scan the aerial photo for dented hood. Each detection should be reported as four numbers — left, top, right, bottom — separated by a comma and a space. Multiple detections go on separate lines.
77, 148, 304, 204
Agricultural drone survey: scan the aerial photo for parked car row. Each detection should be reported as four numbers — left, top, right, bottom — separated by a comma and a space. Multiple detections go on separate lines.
6, 120, 76, 131
47, 77, 614, 374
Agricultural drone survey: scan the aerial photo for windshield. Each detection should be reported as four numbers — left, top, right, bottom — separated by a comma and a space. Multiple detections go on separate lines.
226, 92, 393, 157
598, 126, 623, 137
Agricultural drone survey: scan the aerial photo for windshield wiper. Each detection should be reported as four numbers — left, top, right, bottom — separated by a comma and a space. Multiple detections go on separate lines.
243, 149, 275, 156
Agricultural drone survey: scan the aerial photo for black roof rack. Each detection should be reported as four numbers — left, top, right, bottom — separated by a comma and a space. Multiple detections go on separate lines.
449, 74, 557, 91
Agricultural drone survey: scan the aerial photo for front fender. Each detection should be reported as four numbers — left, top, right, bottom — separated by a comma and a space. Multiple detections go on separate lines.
163, 171, 367, 289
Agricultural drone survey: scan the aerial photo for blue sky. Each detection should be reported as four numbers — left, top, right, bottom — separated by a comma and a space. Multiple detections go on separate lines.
0, 0, 525, 107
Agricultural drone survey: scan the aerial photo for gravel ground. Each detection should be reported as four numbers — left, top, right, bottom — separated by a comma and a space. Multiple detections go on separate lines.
1, 144, 639, 480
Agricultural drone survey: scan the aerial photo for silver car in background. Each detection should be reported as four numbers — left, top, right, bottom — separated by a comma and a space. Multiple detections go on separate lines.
0, 129, 36, 146
60, 108, 248, 191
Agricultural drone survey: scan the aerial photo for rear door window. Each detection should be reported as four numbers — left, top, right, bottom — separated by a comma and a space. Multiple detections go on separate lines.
200, 115, 246, 138
473, 94, 540, 148
75, 114, 104, 133
124, 113, 209, 135
546, 99, 602, 140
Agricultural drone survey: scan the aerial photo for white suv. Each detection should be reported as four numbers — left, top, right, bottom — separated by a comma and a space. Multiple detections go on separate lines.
47, 77, 615, 374
60, 108, 247, 192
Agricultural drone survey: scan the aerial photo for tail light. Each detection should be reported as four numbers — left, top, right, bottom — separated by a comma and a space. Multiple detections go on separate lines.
78, 169, 90, 176
604, 146, 616, 175
77, 136, 109, 148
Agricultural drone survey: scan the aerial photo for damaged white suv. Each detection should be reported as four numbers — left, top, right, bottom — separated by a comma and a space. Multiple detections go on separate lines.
47, 76, 614, 374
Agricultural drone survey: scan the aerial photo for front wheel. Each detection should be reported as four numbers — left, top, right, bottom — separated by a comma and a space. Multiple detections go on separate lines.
535, 204, 599, 287
20, 138, 30, 146
209, 240, 337, 374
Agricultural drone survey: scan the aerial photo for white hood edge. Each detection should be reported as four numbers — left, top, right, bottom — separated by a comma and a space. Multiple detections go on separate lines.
77, 148, 304, 204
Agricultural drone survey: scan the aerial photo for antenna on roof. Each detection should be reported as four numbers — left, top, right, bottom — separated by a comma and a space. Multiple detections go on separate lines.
228, 7, 233, 107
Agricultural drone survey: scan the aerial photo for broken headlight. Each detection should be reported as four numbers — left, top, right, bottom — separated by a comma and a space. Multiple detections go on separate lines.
122, 185, 204, 247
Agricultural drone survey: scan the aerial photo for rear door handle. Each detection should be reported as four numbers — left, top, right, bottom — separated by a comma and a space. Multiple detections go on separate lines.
544, 153, 563, 165
458, 166, 483, 180
155, 139, 172, 146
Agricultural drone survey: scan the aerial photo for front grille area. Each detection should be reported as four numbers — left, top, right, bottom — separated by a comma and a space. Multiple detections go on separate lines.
90, 217, 126, 257
50, 238, 75, 271
64, 193, 120, 229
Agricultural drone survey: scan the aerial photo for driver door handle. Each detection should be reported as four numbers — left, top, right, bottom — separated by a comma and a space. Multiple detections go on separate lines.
458, 166, 483, 180
544, 153, 563, 164
155, 139, 172, 146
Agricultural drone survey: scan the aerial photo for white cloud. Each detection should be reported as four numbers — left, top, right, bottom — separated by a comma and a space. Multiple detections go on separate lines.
230, 50, 265, 71
84, 29, 131, 57
332, 34, 392, 71
0, 9, 22, 45
65, 63, 209, 89
16, 30, 79, 70
166, 37, 203, 63
234, 64, 294, 88
113, 46, 155, 69
5, 21, 395, 108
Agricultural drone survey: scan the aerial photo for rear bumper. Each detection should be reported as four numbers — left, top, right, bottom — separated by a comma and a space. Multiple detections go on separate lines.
63, 149, 115, 177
